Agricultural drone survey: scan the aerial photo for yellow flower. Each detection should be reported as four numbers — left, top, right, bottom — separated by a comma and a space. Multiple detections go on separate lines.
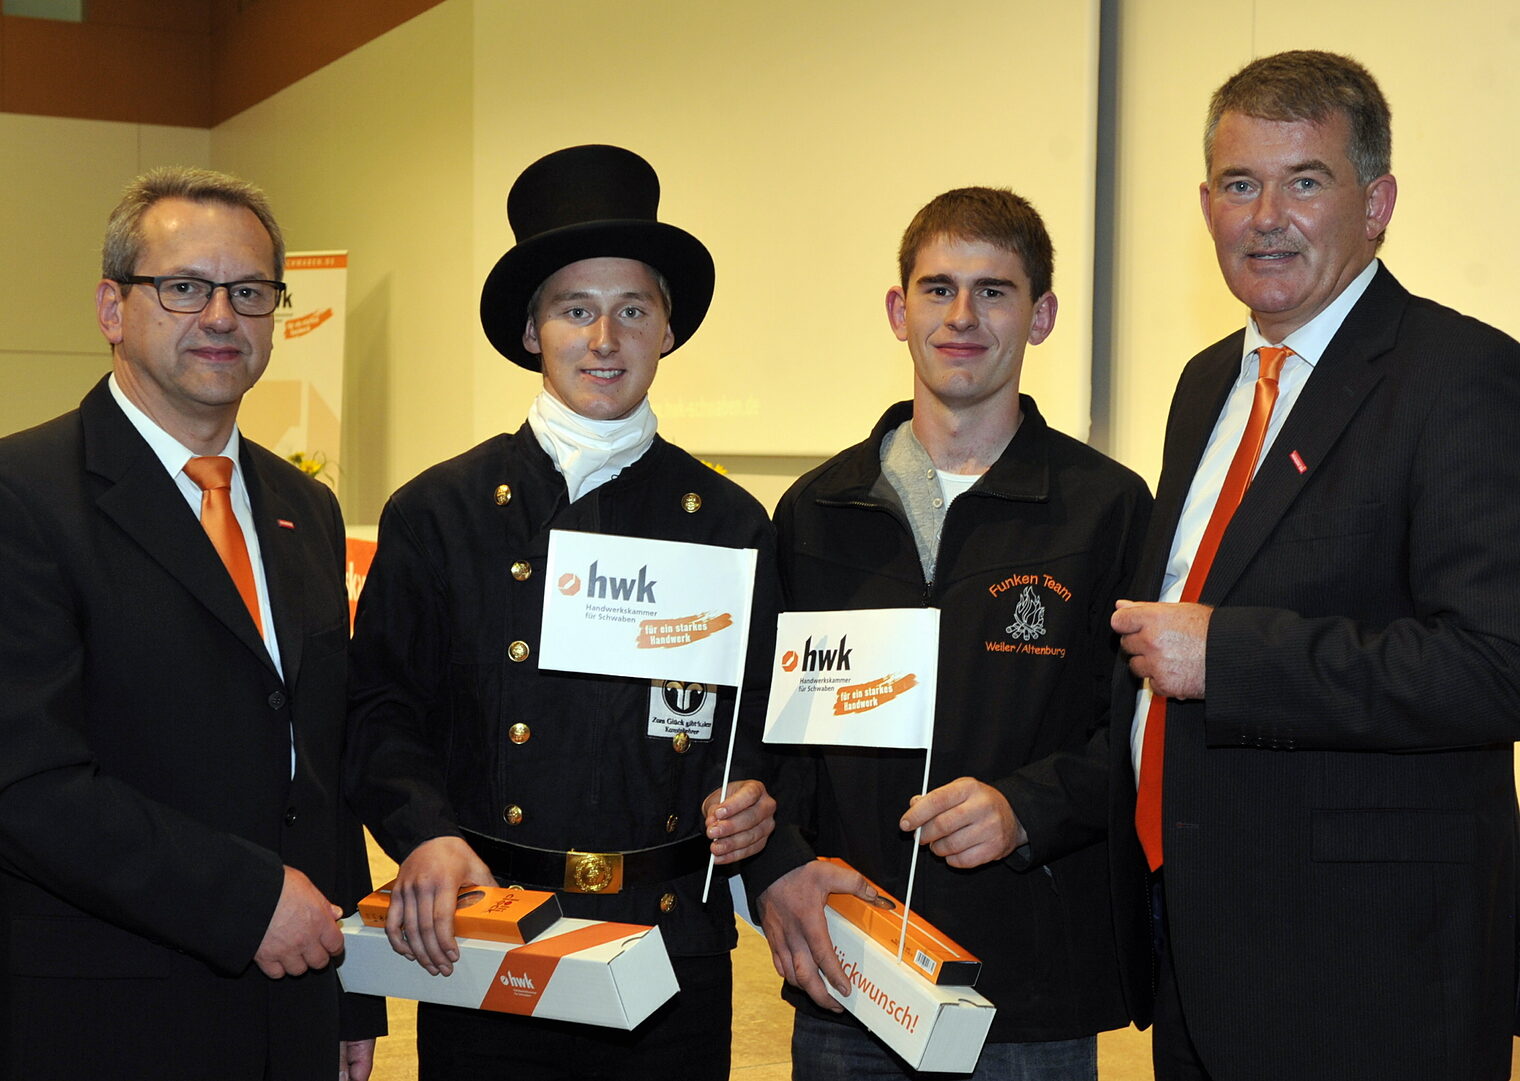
286, 451, 328, 479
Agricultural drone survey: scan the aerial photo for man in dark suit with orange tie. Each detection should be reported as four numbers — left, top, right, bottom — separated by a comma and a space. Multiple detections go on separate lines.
1112, 50, 1520, 1081
0, 166, 382, 1079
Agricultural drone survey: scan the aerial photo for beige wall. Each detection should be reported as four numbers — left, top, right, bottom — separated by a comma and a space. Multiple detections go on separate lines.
6, 0, 1520, 514
190, 0, 1099, 520
211, 0, 474, 523
1108, 0, 1520, 486
0, 113, 208, 436
468, 0, 1102, 467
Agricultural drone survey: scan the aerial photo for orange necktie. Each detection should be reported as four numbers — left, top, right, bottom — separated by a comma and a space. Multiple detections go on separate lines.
1135, 346, 1291, 871
184, 455, 263, 637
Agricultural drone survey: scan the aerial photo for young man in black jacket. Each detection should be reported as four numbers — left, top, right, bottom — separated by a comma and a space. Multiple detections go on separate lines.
754, 188, 1153, 1079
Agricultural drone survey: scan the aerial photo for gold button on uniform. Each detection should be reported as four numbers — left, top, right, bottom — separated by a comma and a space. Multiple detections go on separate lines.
681, 492, 702, 514
672, 732, 690, 754
508, 640, 530, 662
509, 722, 531, 744
659, 892, 677, 913
503, 804, 524, 826
494, 484, 512, 505
510, 560, 532, 581
665, 814, 679, 834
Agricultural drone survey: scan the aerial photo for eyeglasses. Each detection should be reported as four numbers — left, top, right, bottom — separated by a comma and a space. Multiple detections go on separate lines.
116, 275, 287, 317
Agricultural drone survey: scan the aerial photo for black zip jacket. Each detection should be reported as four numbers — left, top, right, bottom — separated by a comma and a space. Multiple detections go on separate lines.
756, 398, 1153, 1041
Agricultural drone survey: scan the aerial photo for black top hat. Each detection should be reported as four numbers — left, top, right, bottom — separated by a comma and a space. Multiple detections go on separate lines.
479, 145, 715, 371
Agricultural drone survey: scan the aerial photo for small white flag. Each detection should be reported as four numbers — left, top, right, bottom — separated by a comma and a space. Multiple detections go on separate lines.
764, 609, 938, 749
540, 530, 756, 687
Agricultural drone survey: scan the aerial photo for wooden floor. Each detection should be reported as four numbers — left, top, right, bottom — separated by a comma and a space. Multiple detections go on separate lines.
361, 838, 1519, 1080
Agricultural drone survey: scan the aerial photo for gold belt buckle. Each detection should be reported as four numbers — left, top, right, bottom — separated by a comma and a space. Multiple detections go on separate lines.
564, 850, 624, 894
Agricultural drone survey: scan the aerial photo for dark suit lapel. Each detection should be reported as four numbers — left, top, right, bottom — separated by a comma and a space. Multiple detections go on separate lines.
243, 450, 304, 691
82, 382, 276, 673
1136, 335, 1243, 596
1200, 267, 1405, 604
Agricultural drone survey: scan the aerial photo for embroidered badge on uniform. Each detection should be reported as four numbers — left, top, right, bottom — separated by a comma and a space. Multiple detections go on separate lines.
646, 679, 717, 740
984, 573, 1071, 658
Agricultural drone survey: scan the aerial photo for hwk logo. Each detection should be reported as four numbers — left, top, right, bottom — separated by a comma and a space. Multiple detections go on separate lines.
585, 560, 657, 603
500, 970, 535, 990
781, 635, 852, 673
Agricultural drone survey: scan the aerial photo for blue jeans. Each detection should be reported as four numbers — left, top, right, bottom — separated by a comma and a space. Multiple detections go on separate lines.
791, 1010, 1098, 1081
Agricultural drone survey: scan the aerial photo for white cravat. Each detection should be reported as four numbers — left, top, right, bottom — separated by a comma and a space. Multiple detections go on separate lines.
527, 390, 658, 502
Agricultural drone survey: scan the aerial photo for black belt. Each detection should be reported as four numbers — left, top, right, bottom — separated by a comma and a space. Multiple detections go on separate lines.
461, 826, 709, 895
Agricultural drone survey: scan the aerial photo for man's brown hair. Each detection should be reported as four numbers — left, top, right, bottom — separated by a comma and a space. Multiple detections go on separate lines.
898, 187, 1054, 299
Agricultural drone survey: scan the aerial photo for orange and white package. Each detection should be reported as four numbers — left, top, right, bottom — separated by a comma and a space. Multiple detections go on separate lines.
820, 857, 981, 986
338, 911, 677, 1030
816, 858, 996, 1072
358, 881, 561, 945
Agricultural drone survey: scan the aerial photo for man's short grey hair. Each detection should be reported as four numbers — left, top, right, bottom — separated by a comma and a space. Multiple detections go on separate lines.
101, 166, 285, 282
1204, 50, 1392, 186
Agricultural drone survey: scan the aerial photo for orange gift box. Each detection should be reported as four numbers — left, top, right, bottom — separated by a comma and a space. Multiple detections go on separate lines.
820, 857, 981, 986
358, 881, 562, 946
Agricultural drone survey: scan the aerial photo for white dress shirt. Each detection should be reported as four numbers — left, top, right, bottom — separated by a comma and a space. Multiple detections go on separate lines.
1130, 259, 1380, 781
109, 374, 284, 675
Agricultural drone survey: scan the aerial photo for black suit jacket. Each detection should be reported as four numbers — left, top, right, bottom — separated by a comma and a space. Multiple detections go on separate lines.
1111, 266, 1520, 1081
0, 378, 379, 1080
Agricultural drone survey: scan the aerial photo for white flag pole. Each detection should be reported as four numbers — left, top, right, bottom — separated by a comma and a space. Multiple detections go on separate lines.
701, 551, 758, 903
897, 736, 935, 963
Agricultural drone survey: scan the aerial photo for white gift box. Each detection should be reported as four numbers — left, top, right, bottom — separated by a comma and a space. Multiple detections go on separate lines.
822, 905, 997, 1072
337, 913, 678, 1029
